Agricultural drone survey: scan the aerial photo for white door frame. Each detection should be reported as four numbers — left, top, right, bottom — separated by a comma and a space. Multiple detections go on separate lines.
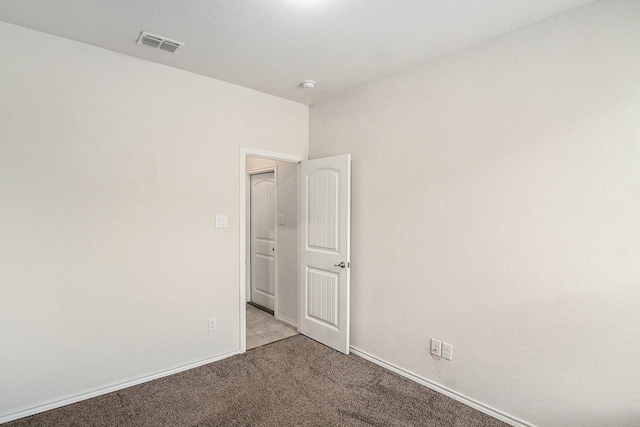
239, 147, 306, 353
246, 166, 277, 311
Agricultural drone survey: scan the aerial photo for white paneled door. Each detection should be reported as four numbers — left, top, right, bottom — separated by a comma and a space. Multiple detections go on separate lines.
250, 172, 275, 311
299, 155, 351, 354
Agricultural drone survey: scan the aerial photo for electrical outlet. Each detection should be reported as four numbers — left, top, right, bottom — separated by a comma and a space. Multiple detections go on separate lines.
442, 342, 453, 361
208, 317, 217, 332
430, 339, 442, 357
215, 216, 227, 229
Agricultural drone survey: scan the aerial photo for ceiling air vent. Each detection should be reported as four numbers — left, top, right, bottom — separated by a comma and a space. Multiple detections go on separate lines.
137, 31, 184, 53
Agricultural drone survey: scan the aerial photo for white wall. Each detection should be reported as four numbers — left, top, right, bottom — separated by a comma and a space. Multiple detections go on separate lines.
0, 22, 307, 419
309, 1, 640, 426
245, 157, 299, 324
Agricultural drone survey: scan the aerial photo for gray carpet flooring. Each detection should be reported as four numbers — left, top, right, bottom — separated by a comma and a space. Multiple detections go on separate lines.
6, 335, 508, 426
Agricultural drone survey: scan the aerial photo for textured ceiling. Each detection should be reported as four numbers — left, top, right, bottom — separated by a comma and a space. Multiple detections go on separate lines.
0, 0, 596, 105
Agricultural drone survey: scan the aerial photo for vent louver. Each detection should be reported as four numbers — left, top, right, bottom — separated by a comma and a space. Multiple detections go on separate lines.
137, 31, 184, 53
141, 35, 162, 48
159, 40, 180, 53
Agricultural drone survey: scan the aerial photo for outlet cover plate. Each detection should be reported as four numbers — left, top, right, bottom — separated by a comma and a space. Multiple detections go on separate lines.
442, 342, 453, 360
430, 339, 442, 357
215, 216, 227, 228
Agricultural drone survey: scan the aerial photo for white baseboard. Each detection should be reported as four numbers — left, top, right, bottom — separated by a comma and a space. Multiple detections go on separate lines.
349, 346, 533, 427
274, 313, 297, 328
0, 350, 241, 425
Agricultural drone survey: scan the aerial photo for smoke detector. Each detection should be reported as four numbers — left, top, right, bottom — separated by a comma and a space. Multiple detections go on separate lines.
137, 31, 184, 53
301, 80, 316, 89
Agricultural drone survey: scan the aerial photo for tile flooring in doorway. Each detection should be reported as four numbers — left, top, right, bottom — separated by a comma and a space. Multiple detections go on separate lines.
246, 303, 298, 350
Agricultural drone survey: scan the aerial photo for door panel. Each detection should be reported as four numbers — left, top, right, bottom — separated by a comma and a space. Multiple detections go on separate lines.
250, 172, 275, 310
307, 268, 339, 328
299, 155, 350, 354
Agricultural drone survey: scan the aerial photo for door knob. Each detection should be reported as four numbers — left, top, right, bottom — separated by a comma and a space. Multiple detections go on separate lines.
334, 261, 347, 269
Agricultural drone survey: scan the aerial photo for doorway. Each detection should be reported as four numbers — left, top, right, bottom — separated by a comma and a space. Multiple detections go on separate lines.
241, 149, 305, 351
240, 148, 352, 354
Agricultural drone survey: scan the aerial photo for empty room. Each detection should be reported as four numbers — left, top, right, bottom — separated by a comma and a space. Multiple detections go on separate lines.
1, 1, 638, 426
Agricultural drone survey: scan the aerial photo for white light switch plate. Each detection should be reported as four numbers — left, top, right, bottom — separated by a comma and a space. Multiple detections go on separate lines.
278, 214, 285, 225
215, 215, 227, 228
